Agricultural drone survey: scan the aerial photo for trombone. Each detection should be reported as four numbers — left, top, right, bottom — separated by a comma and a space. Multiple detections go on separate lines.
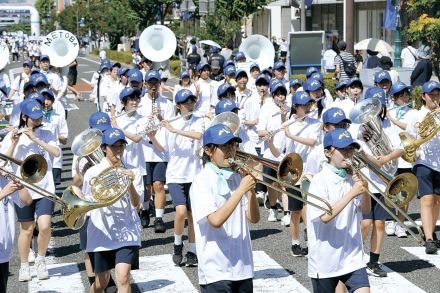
346, 151, 424, 244
230, 150, 333, 215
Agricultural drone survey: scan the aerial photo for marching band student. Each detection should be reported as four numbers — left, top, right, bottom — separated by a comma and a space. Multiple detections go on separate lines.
112, 87, 147, 226
287, 78, 302, 108
374, 71, 393, 100
8, 60, 32, 104
334, 80, 349, 102
194, 63, 216, 114
235, 70, 252, 109
190, 123, 259, 292
272, 61, 290, 89
173, 71, 199, 104
0, 175, 32, 293
384, 81, 417, 238
257, 82, 289, 222
279, 91, 321, 255
307, 128, 371, 293
83, 128, 141, 293
406, 81, 440, 255
138, 69, 174, 233
305, 67, 319, 79
101, 63, 122, 116
111, 67, 130, 115
127, 68, 144, 91
247, 63, 260, 93
159, 89, 205, 266
333, 77, 364, 122
1, 99, 60, 282
223, 65, 236, 87
303, 78, 333, 119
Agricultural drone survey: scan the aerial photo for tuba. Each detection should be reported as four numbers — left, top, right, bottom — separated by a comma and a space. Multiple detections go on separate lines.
40, 30, 79, 68
71, 129, 105, 178
139, 25, 177, 62
239, 34, 275, 71
210, 112, 241, 135
0, 40, 10, 70
350, 98, 398, 177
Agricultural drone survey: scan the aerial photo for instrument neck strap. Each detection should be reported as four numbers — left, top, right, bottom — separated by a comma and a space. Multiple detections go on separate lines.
206, 162, 235, 198
323, 162, 347, 178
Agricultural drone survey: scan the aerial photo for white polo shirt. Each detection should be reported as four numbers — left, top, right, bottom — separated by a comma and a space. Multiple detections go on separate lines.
164, 115, 204, 183
406, 106, 440, 172
307, 165, 365, 278
195, 78, 216, 113
83, 159, 141, 252
241, 94, 262, 148
190, 166, 253, 285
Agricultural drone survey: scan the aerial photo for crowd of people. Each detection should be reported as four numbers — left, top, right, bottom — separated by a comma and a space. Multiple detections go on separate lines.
0, 35, 439, 293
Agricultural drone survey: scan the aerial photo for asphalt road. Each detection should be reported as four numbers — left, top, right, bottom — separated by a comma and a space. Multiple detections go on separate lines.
3, 56, 440, 293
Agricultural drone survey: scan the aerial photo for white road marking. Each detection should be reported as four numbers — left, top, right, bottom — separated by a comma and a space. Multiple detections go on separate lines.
28, 263, 84, 293
83, 70, 98, 73
77, 56, 101, 64
81, 78, 91, 85
402, 247, 440, 268
253, 251, 309, 292
404, 220, 440, 228
368, 264, 426, 293
130, 255, 197, 292
67, 104, 79, 111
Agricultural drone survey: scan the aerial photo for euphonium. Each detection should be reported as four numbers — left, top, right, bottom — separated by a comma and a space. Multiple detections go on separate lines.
400, 107, 440, 163
71, 129, 105, 177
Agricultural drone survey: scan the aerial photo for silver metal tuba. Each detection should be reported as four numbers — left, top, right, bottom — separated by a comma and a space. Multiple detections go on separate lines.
71, 129, 105, 178
349, 98, 398, 177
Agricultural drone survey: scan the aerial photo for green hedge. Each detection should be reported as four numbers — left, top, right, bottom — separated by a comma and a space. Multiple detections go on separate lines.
170, 60, 181, 77
90, 49, 133, 66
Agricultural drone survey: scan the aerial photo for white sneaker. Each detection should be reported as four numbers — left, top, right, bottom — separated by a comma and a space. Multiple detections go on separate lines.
256, 191, 265, 206
35, 257, 49, 280
281, 214, 290, 227
28, 248, 36, 263
268, 209, 278, 222
19, 266, 31, 282
385, 221, 396, 236
395, 224, 408, 238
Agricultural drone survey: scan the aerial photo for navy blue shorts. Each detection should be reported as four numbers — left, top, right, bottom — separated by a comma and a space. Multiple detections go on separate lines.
14, 197, 54, 222
311, 267, 370, 293
200, 278, 253, 293
168, 183, 192, 210
89, 246, 139, 273
262, 165, 278, 185
362, 193, 389, 221
79, 217, 90, 251
53, 168, 62, 185
286, 186, 304, 212
413, 164, 440, 198
144, 162, 167, 185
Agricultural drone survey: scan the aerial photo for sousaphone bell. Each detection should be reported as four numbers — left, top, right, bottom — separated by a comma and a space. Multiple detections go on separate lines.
139, 25, 177, 62
40, 30, 79, 68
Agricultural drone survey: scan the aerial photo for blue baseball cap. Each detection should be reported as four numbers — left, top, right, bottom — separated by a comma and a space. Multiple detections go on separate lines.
335, 80, 349, 90
21, 99, 44, 119
196, 62, 211, 72
256, 74, 270, 85
128, 68, 143, 83
422, 81, 440, 93
215, 98, 239, 115
117, 67, 129, 77
323, 128, 360, 149
305, 67, 319, 78
40, 88, 55, 100
290, 78, 302, 87
23, 60, 33, 67
119, 87, 141, 101
262, 67, 273, 76
40, 55, 50, 62
250, 63, 260, 72
234, 51, 246, 61
224, 65, 236, 76
347, 77, 363, 89
180, 71, 190, 79
144, 69, 161, 82
364, 87, 386, 105
322, 107, 351, 124
223, 60, 235, 69
273, 61, 286, 71
100, 62, 112, 72
175, 89, 196, 104
89, 112, 112, 132
390, 81, 411, 96
27, 92, 44, 104
102, 128, 128, 145
203, 124, 242, 146
235, 69, 248, 79
31, 73, 49, 86
270, 82, 287, 95
217, 83, 236, 97
337, 41, 347, 50
374, 70, 391, 83
310, 72, 323, 82
304, 78, 322, 91
292, 91, 312, 105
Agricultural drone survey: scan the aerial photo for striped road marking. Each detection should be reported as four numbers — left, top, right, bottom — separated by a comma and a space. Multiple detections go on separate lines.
368, 264, 426, 293
253, 251, 309, 292
404, 220, 440, 228
131, 255, 197, 292
29, 263, 84, 293
81, 78, 91, 85
402, 247, 440, 268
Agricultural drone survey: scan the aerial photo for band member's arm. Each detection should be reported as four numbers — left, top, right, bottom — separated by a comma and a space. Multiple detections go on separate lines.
22, 128, 60, 157
284, 126, 317, 147
387, 113, 407, 130
267, 136, 282, 158
375, 149, 404, 167
146, 131, 165, 152
245, 189, 260, 224
161, 121, 202, 140
124, 169, 140, 208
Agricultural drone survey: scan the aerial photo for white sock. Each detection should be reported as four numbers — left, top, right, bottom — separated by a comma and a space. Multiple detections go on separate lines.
36, 255, 45, 261
142, 201, 150, 210
291, 239, 300, 246
188, 243, 196, 253
21, 262, 29, 268
155, 209, 164, 218
174, 234, 183, 245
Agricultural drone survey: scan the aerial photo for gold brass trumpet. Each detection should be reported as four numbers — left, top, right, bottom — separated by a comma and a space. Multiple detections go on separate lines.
347, 151, 424, 244
230, 151, 333, 215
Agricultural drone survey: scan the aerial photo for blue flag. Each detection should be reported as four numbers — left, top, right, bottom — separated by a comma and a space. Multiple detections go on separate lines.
305, 0, 313, 9
384, 0, 397, 31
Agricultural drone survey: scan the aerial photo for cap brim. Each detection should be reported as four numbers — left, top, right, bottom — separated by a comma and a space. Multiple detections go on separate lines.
27, 112, 44, 120
204, 135, 242, 146
334, 141, 360, 149
93, 124, 112, 132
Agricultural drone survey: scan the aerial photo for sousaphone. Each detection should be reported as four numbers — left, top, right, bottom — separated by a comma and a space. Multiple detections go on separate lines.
41, 30, 79, 67
239, 34, 275, 70
0, 40, 10, 70
139, 25, 177, 62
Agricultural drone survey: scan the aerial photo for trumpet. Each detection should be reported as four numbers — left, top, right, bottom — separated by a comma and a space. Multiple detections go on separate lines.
346, 152, 424, 244
230, 151, 333, 215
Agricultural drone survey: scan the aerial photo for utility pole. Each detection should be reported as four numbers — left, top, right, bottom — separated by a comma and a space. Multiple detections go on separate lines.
394, 0, 401, 67
345, 0, 354, 53
300, 0, 305, 31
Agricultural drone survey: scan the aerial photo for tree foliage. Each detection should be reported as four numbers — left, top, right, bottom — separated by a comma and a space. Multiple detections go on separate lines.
405, 0, 440, 75
35, 0, 58, 34
128, 0, 182, 29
